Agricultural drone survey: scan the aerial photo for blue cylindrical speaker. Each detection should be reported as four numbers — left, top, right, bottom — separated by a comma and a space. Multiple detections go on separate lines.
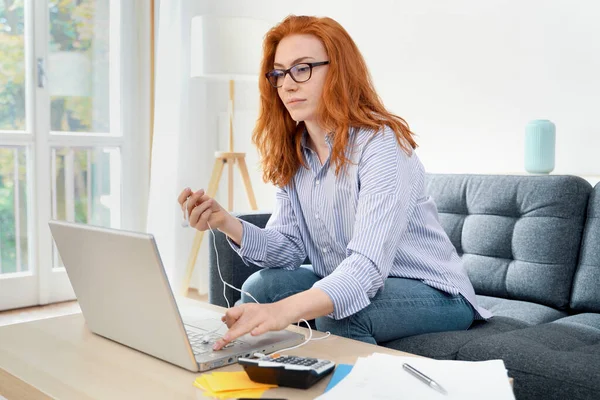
525, 119, 555, 174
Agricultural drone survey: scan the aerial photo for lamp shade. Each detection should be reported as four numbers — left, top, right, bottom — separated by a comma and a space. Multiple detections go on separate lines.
190, 15, 272, 81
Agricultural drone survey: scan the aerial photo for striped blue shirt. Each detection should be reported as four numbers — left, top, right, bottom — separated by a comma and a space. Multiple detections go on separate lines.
229, 126, 491, 320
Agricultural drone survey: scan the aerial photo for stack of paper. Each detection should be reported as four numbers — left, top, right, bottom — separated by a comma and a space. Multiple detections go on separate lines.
193, 371, 277, 399
316, 353, 515, 400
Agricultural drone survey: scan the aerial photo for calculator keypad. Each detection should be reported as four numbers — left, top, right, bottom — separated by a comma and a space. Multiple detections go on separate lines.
271, 356, 326, 369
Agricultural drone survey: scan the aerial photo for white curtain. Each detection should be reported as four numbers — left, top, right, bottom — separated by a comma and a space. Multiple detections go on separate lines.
147, 0, 201, 293
146, 0, 266, 295
146, 0, 285, 294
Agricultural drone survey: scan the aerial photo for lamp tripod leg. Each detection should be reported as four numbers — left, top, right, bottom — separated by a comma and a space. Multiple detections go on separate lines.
228, 156, 234, 211
236, 157, 258, 210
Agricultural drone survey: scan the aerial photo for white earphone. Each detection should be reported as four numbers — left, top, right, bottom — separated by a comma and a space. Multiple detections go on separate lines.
181, 198, 190, 227
181, 194, 330, 353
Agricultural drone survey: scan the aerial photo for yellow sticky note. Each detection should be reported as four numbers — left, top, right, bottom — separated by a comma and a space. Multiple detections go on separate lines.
201, 388, 268, 399
192, 375, 214, 392
202, 371, 277, 392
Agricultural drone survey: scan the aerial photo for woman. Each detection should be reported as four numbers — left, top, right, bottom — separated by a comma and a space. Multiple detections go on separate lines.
178, 15, 490, 351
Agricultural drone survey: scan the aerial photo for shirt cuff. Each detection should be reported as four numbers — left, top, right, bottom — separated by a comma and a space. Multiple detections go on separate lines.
226, 219, 268, 263
312, 271, 371, 320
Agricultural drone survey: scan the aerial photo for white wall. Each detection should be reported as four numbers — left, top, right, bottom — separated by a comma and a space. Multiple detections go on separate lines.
353, 1, 600, 176
185, 0, 600, 291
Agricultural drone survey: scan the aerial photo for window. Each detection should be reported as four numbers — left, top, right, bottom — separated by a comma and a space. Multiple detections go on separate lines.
0, 0, 148, 309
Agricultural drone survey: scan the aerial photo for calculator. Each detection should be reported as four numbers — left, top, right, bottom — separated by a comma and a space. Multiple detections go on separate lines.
238, 354, 336, 389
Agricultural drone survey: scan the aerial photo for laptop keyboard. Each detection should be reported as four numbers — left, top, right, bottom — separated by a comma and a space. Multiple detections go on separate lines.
185, 326, 242, 355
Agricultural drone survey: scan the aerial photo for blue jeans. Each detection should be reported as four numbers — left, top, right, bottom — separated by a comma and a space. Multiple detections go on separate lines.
240, 266, 474, 345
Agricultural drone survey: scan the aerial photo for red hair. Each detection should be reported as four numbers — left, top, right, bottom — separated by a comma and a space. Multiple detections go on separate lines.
253, 15, 417, 188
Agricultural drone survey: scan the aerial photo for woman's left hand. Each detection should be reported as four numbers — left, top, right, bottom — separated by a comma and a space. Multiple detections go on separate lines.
213, 302, 292, 350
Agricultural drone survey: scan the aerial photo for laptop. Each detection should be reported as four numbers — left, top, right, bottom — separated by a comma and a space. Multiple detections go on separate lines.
48, 220, 305, 372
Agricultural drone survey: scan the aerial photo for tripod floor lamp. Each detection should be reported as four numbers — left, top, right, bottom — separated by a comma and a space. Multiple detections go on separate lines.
181, 15, 272, 295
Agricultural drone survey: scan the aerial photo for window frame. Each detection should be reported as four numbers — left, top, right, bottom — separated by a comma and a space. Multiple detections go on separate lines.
0, 0, 150, 310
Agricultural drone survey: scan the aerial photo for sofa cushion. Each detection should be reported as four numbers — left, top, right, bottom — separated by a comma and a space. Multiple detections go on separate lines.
553, 313, 600, 331
381, 316, 528, 359
458, 314, 600, 400
477, 295, 568, 325
425, 174, 591, 310
571, 183, 600, 312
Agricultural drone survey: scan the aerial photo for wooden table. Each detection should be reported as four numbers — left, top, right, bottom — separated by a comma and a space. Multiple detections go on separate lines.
0, 299, 417, 399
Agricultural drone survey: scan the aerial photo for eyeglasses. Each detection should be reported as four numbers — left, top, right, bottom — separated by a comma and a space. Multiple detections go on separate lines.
265, 61, 330, 88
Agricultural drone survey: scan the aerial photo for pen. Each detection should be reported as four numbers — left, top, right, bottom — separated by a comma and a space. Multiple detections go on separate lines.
402, 363, 448, 395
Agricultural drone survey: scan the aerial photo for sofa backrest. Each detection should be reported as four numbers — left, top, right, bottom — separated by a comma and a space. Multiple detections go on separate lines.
425, 174, 591, 310
570, 182, 600, 312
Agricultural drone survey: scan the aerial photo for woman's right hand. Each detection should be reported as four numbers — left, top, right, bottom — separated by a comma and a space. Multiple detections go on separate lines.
177, 188, 229, 232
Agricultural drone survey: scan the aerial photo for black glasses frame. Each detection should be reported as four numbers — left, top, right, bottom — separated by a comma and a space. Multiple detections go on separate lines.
265, 61, 330, 88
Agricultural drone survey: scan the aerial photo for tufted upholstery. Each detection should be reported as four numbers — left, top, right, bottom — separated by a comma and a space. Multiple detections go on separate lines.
425, 174, 591, 309
570, 184, 600, 312
458, 313, 600, 400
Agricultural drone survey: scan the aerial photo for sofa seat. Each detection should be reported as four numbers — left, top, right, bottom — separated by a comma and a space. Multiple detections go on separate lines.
458, 314, 600, 400
382, 316, 529, 359
477, 295, 569, 325
382, 294, 569, 360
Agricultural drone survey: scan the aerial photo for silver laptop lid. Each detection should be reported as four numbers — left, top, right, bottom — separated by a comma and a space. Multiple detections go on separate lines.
49, 220, 199, 372
49, 220, 306, 372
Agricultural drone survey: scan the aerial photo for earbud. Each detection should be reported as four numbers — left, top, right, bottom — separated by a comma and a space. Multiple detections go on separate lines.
200, 335, 211, 344
181, 197, 190, 228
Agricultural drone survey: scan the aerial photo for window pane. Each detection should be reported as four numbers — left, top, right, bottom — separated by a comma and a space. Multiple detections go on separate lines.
0, 146, 29, 274
51, 147, 120, 225
48, 0, 110, 133
0, 0, 26, 131
51, 146, 120, 268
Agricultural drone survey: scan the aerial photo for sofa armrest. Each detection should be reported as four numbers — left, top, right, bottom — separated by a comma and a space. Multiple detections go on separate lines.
208, 212, 270, 307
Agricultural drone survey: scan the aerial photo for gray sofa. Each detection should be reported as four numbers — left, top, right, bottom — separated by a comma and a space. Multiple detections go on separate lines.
208, 174, 600, 400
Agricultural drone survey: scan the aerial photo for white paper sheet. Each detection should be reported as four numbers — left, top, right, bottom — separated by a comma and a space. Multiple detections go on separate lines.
316, 353, 515, 400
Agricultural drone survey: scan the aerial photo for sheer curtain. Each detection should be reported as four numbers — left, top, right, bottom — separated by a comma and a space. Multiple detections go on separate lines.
147, 0, 268, 295
147, 0, 213, 292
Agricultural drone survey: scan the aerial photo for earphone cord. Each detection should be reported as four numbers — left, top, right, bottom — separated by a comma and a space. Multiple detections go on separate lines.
182, 196, 330, 353
205, 221, 331, 354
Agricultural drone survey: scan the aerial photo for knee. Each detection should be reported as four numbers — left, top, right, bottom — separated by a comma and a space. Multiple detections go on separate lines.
240, 267, 319, 305
316, 313, 376, 345
315, 316, 348, 338
240, 271, 270, 304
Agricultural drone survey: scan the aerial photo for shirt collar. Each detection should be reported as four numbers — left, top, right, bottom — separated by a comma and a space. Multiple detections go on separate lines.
300, 128, 310, 150
301, 129, 334, 150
